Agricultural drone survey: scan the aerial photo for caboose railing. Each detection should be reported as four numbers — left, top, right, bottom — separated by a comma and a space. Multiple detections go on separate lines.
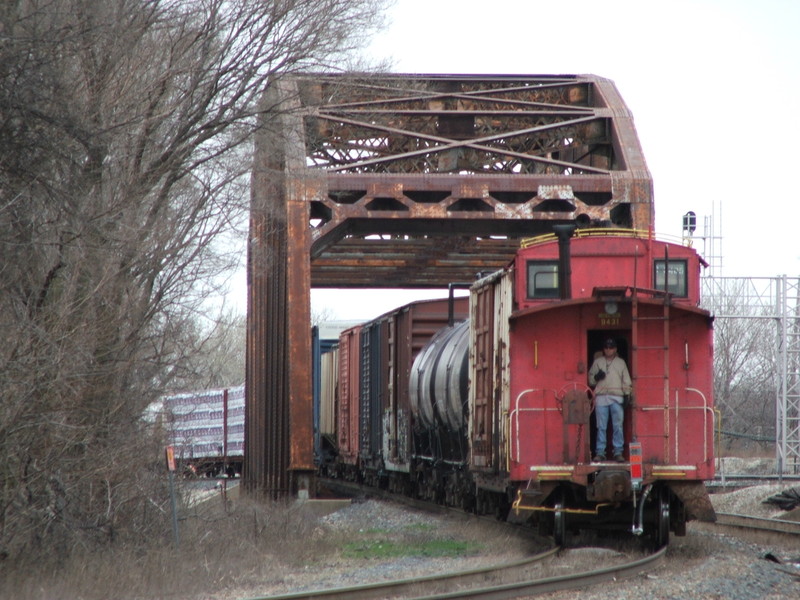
511, 386, 714, 468
509, 388, 560, 464
638, 387, 714, 464
679, 387, 714, 464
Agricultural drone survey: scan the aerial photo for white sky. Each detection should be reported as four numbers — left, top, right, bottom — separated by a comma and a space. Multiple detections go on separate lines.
265, 0, 800, 321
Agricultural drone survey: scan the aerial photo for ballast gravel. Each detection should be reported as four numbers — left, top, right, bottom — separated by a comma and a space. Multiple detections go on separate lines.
534, 482, 800, 600
235, 484, 800, 600
240, 499, 538, 597
222, 465, 800, 600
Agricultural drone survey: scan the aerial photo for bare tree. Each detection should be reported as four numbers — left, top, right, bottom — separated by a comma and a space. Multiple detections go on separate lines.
705, 279, 778, 450
171, 310, 247, 390
0, 0, 388, 562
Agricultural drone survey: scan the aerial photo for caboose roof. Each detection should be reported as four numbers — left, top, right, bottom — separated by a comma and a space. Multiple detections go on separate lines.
514, 228, 707, 309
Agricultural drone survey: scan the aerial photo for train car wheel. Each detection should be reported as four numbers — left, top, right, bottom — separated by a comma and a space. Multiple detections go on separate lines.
553, 489, 567, 547
654, 486, 670, 547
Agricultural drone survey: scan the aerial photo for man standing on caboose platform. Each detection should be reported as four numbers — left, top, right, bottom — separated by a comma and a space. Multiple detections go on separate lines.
588, 338, 632, 463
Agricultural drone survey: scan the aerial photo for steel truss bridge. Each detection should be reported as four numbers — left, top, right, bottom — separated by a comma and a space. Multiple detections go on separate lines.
244, 73, 655, 497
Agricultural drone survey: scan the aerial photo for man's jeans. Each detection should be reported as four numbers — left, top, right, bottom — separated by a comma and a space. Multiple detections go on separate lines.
595, 400, 624, 456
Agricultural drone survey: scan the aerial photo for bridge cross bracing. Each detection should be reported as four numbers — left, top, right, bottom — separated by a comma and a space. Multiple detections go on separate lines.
245, 74, 654, 497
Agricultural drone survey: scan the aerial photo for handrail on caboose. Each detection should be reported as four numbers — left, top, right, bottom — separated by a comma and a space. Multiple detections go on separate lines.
509, 388, 560, 464
510, 386, 714, 468
682, 387, 715, 464
639, 387, 714, 464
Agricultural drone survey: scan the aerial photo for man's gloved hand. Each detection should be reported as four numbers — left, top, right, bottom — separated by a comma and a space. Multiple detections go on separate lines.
594, 369, 606, 381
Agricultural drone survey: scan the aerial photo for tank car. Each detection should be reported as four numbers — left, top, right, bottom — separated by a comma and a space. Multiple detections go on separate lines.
320, 297, 469, 490
320, 227, 716, 546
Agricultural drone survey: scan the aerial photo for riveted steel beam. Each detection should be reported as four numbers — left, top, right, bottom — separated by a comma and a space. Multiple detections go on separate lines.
245, 78, 314, 499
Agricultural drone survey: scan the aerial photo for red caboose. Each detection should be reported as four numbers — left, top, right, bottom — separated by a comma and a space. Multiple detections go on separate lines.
471, 227, 716, 545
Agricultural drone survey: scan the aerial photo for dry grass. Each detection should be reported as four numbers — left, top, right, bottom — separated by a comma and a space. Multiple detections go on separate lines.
1, 493, 343, 600
8, 451, 792, 599
2, 493, 529, 599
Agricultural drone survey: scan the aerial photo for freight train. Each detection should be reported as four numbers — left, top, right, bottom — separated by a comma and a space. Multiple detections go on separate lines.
317, 227, 717, 546
153, 386, 245, 478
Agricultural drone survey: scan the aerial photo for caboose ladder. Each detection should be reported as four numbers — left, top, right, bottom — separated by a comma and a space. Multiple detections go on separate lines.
630, 289, 671, 460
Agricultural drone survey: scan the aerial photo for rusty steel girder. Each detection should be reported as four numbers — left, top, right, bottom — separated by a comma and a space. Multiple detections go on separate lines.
296, 74, 652, 286
245, 74, 653, 498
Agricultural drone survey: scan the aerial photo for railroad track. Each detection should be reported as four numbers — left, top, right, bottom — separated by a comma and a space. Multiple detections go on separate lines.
248, 513, 800, 600
248, 479, 668, 600
246, 482, 799, 600
709, 474, 800, 491
246, 546, 666, 600
715, 511, 800, 536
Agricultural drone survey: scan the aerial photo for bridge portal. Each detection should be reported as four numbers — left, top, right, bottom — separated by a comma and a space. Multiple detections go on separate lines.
245, 74, 653, 497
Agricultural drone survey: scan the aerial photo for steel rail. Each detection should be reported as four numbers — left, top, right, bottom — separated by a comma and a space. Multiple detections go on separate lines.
247, 476, 670, 600
243, 546, 559, 600
246, 546, 666, 600
712, 474, 800, 482
708, 477, 800, 493
715, 512, 800, 535
408, 546, 666, 600
318, 478, 508, 525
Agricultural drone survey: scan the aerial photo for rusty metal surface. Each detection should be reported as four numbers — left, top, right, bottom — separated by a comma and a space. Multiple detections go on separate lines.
298, 74, 653, 287
311, 236, 516, 287
471, 280, 496, 470
379, 298, 470, 470
246, 74, 654, 497
359, 321, 382, 461
245, 80, 312, 498
337, 326, 362, 466
669, 481, 717, 522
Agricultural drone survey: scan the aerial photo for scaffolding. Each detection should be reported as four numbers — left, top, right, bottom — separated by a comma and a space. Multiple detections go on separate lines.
701, 275, 800, 474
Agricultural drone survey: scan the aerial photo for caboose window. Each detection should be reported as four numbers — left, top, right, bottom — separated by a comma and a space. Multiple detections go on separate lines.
654, 259, 688, 296
527, 261, 559, 298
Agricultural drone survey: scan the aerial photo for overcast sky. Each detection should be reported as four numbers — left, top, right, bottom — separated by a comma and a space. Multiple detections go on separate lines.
311, 0, 800, 320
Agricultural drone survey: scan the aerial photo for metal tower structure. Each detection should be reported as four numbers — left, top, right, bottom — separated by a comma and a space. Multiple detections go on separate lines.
702, 275, 800, 473
778, 276, 800, 473
245, 74, 654, 497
